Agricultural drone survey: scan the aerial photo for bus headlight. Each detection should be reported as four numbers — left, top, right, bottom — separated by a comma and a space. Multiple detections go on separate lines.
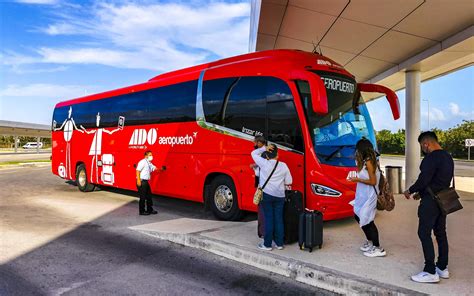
311, 184, 342, 197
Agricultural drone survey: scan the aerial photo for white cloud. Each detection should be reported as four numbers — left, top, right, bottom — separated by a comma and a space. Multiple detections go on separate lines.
11, 65, 68, 74
0, 83, 97, 100
449, 102, 473, 118
33, 46, 206, 72
5, 2, 250, 72
1, 51, 68, 73
430, 107, 447, 121
449, 102, 460, 115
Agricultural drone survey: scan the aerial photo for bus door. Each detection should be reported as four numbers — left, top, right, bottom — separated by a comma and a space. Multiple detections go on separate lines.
211, 75, 305, 210
266, 98, 305, 196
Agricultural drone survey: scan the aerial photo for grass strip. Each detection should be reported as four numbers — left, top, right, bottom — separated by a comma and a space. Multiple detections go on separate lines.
0, 159, 51, 166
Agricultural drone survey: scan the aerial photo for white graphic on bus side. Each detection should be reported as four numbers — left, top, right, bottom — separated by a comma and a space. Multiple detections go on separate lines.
54, 106, 84, 179
129, 128, 158, 146
81, 113, 123, 184
58, 163, 66, 178
128, 128, 198, 148
242, 126, 263, 137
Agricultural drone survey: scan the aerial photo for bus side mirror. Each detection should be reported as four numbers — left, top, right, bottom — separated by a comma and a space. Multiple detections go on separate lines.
358, 83, 400, 120
289, 70, 328, 115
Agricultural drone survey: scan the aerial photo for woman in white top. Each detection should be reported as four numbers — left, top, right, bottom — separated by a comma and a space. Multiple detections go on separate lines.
348, 138, 386, 257
251, 144, 292, 251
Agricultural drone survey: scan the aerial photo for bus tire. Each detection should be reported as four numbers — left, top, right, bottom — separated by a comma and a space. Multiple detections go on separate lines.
209, 175, 243, 221
76, 164, 95, 192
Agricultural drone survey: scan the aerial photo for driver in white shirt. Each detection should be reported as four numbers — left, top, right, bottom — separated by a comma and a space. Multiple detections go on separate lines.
136, 151, 158, 216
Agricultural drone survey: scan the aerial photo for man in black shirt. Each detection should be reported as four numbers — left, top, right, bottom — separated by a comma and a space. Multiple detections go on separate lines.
404, 131, 454, 283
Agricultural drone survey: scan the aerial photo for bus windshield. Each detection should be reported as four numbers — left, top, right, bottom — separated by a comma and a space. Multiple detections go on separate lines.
297, 71, 377, 167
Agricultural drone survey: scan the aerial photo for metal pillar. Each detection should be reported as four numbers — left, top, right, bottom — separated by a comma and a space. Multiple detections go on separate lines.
36, 136, 41, 154
405, 70, 421, 188
14, 135, 18, 153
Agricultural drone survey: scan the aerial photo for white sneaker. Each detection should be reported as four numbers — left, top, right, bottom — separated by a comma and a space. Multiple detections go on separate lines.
276, 245, 284, 250
363, 246, 386, 257
257, 242, 272, 251
436, 267, 450, 279
360, 240, 372, 252
411, 271, 440, 283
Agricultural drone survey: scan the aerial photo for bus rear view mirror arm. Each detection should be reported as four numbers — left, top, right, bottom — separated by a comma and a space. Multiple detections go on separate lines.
357, 83, 400, 120
289, 70, 328, 115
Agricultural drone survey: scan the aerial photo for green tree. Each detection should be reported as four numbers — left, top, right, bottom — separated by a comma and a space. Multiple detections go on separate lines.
375, 121, 474, 159
375, 129, 405, 155
443, 120, 474, 158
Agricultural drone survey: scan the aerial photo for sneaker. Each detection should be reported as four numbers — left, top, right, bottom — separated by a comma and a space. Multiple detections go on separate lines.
436, 267, 450, 279
275, 245, 284, 250
147, 210, 158, 215
360, 240, 372, 252
257, 242, 272, 251
411, 271, 440, 283
363, 246, 386, 257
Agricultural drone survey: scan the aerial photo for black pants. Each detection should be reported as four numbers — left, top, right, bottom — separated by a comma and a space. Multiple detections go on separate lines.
354, 215, 380, 247
137, 180, 154, 213
418, 196, 448, 274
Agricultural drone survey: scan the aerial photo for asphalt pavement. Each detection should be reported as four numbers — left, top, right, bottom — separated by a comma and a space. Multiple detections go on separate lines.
0, 166, 334, 296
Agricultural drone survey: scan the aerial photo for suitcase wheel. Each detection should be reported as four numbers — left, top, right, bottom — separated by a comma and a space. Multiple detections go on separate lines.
309, 247, 313, 253
319, 244, 322, 249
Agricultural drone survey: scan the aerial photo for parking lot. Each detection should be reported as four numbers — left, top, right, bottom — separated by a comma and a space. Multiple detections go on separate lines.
0, 165, 331, 296
1, 159, 472, 295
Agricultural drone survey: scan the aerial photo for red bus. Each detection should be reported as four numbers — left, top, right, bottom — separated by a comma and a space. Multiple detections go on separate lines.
51, 49, 400, 221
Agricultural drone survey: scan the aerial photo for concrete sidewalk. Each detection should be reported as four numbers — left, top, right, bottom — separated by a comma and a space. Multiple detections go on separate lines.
131, 190, 473, 295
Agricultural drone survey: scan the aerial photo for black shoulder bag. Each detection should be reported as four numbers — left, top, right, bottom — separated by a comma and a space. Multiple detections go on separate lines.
427, 174, 463, 215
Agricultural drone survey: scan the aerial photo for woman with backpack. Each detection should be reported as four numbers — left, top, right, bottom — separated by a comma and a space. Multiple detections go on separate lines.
347, 138, 386, 257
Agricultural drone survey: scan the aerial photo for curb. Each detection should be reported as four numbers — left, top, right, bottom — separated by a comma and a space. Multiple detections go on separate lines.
134, 229, 426, 296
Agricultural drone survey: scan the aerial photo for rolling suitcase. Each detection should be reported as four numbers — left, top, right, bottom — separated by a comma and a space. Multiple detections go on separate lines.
283, 190, 303, 244
298, 210, 323, 252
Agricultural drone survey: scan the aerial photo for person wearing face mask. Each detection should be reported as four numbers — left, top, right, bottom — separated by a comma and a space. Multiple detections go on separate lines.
136, 151, 158, 216
403, 131, 454, 283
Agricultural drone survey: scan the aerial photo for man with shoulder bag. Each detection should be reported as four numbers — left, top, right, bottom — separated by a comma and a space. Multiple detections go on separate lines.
404, 131, 461, 283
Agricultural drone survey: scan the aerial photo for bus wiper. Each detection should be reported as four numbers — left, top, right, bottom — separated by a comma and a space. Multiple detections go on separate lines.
325, 145, 354, 161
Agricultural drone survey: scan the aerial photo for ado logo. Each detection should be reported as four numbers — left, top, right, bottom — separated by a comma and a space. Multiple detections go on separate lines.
129, 128, 158, 145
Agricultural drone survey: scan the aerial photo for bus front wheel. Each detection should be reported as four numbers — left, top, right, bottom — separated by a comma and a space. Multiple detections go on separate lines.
76, 164, 95, 192
209, 176, 243, 221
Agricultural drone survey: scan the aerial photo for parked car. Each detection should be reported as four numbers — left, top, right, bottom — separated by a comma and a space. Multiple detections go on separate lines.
22, 142, 43, 149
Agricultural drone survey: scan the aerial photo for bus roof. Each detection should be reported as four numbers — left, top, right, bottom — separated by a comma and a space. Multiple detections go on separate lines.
55, 49, 352, 108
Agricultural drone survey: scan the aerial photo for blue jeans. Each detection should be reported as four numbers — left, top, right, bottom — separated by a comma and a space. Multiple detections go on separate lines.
261, 192, 285, 248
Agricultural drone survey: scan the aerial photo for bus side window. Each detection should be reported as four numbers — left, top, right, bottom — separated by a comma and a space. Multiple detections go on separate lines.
202, 78, 239, 126
224, 77, 266, 137
58, 80, 198, 129
267, 79, 304, 152
147, 80, 197, 124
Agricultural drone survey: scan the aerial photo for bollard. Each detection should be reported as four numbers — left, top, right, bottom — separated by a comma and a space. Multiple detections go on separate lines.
385, 166, 402, 194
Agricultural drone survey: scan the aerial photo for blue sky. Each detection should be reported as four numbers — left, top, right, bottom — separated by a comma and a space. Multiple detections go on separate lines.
0, 0, 473, 132
366, 66, 474, 131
